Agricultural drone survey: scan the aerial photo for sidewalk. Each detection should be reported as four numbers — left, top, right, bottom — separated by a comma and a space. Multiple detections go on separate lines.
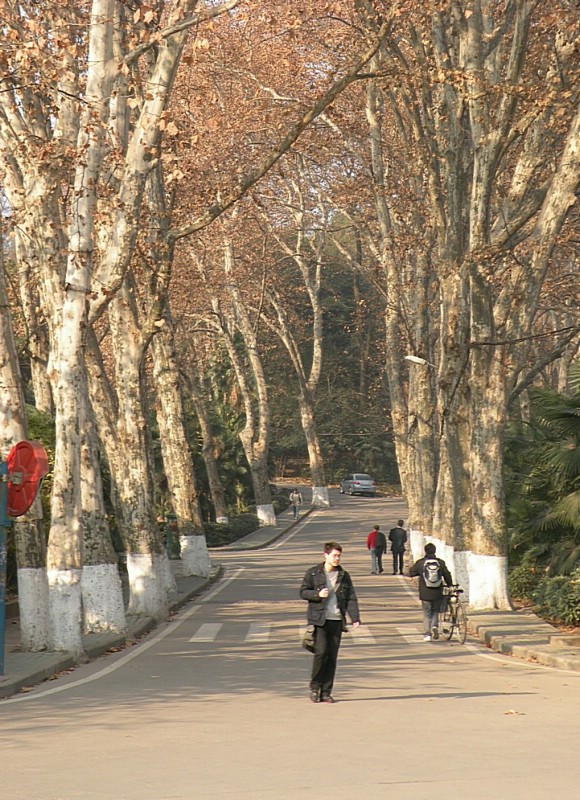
2, 506, 579, 699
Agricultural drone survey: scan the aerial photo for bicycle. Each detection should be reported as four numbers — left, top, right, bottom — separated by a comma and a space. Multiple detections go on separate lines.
441, 585, 468, 644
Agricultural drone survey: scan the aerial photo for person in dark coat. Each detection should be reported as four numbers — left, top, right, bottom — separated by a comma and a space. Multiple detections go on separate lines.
388, 519, 408, 575
299, 542, 360, 703
374, 526, 387, 574
409, 542, 453, 641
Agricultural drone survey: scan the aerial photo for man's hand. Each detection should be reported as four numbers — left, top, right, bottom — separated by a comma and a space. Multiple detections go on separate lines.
318, 587, 329, 598
352, 621, 360, 628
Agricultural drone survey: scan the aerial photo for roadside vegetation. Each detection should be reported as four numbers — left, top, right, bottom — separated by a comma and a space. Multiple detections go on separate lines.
506, 381, 580, 627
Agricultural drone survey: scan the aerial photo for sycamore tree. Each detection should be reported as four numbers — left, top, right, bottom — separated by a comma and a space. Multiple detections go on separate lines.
1, 0, 392, 653
347, 0, 580, 608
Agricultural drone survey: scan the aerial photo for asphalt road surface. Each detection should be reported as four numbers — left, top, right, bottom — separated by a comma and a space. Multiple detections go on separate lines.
2, 493, 579, 800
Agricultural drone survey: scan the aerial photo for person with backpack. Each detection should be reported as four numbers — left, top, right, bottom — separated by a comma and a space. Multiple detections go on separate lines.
409, 542, 453, 641
289, 488, 303, 520
388, 519, 408, 575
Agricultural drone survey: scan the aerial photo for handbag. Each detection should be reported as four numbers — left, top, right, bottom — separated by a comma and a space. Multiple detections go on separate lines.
302, 624, 316, 653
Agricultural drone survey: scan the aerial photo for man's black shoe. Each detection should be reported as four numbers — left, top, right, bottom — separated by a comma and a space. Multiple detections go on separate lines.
310, 690, 319, 703
320, 695, 335, 703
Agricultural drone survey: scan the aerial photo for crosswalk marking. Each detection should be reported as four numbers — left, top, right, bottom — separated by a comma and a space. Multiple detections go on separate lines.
396, 625, 423, 644
244, 623, 271, 642
189, 623, 223, 643
188, 623, 423, 646
349, 625, 376, 645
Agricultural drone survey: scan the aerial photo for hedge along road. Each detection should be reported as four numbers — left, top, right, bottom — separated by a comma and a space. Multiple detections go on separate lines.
2, 491, 579, 800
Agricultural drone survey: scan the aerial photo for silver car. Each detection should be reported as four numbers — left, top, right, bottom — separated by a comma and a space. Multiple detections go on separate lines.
340, 473, 377, 496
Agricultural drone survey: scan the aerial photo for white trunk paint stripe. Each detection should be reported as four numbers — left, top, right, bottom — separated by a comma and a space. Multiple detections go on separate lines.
189, 623, 222, 643
244, 623, 271, 642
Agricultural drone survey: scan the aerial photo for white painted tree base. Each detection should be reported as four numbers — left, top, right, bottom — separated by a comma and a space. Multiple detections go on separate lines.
311, 486, 330, 507
216, 516, 229, 524
409, 528, 425, 563
180, 534, 211, 577
17, 567, 49, 651
453, 550, 470, 598
81, 564, 127, 634
468, 553, 511, 609
126, 553, 169, 620
158, 551, 177, 598
257, 503, 277, 527
47, 568, 84, 659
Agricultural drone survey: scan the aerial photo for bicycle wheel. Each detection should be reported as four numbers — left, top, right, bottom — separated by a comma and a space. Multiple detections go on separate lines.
454, 603, 467, 644
443, 612, 454, 640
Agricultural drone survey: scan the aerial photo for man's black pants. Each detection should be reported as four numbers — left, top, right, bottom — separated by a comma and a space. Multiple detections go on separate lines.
310, 619, 343, 698
375, 546, 385, 573
392, 550, 404, 574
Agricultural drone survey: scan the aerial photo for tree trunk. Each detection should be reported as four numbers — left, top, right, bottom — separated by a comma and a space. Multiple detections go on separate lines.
80, 397, 126, 633
183, 367, 229, 524
107, 285, 172, 619
219, 242, 275, 526
151, 327, 211, 577
0, 215, 50, 651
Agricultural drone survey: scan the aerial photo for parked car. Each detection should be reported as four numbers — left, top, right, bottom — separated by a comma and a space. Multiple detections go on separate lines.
340, 473, 377, 496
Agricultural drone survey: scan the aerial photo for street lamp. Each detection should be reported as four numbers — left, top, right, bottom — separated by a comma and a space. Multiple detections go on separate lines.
404, 355, 436, 367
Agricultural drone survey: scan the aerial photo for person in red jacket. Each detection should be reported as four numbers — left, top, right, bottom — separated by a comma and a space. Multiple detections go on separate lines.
367, 525, 380, 574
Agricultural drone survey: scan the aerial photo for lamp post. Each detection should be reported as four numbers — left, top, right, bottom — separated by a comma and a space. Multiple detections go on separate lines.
404, 355, 436, 367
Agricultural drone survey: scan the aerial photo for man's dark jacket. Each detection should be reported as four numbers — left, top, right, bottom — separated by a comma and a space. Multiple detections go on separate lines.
374, 530, 387, 549
388, 526, 407, 552
300, 564, 361, 631
409, 556, 453, 600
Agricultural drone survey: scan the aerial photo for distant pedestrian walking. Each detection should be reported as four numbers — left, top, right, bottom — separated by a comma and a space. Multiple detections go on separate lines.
299, 542, 360, 703
409, 542, 453, 641
289, 488, 303, 520
370, 525, 387, 574
366, 524, 380, 574
388, 519, 408, 575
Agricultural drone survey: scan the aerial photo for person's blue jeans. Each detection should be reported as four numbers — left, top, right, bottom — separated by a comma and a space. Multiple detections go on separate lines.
421, 598, 442, 635
369, 548, 377, 573
292, 505, 300, 519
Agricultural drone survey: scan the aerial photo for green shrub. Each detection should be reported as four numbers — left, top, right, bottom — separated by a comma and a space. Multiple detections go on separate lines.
204, 513, 260, 546
508, 564, 544, 600
533, 572, 580, 626
272, 495, 291, 515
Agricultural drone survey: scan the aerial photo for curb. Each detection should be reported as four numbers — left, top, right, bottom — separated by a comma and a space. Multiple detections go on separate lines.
467, 614, 580, 672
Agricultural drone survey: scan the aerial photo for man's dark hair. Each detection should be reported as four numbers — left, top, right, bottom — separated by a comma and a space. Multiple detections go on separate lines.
374, 525, 380, 530
324, 542, 342, 553
424, 542, 436, 556
398, 519, 404, 526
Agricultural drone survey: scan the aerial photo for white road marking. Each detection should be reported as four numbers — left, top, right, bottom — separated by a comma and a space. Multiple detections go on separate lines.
189, 623, 223, 643
350, 625, 376, 645
396, 625, 424, 644
1, 567, 246, 704
244, 623, 271, 642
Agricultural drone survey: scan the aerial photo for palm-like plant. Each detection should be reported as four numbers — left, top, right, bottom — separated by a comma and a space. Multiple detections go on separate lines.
506, 386, 580, 575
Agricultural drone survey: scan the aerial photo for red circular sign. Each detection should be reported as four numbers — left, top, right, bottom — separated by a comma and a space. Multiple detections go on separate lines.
6, 441, 49, 517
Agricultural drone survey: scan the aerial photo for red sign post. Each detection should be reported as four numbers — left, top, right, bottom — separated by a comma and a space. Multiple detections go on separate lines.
1, 441, 49, 675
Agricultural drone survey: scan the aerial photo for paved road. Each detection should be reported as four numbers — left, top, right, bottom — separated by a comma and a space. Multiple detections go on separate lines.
2, 494, 579, 799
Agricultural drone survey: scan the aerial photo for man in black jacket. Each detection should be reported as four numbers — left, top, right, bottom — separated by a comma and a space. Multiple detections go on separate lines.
388, 519, 408, 575
409, 542, 453, 641
299, 542, 360, 703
